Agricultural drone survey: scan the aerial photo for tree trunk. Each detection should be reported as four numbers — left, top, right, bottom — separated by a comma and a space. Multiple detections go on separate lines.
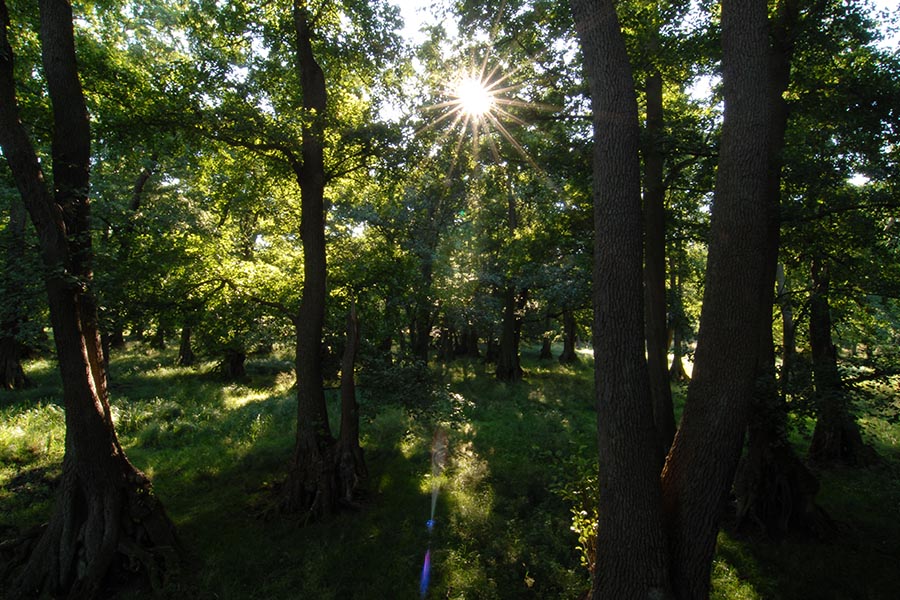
539, 314, 553, 361
667, 270, 690, 382
644, 63, 676, 460
221, 348, 246, 380
777, 263, 797, 396
282, 2, 336, 518
0, 193, 30, 389
660, 0, 773, 596
732, 0, 829, 539
558, 308, 579, 364
807, 259, 873, 466
0, 2, 178, 595
571, 0, 672, 596
495, 286, 524, 382
337, 302, 366, 503
177, 325, 195, 367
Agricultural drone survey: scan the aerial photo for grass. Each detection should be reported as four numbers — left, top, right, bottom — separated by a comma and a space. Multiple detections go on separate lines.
2, 344, 900, 598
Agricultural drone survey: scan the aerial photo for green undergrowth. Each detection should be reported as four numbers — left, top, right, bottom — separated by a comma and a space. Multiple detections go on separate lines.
2, 345, 899, 598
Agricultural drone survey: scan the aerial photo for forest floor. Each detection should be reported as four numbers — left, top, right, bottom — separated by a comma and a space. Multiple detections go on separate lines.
2, 344, 900, 599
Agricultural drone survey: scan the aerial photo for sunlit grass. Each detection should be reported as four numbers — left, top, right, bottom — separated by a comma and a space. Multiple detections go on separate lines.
1, 343, 898, 598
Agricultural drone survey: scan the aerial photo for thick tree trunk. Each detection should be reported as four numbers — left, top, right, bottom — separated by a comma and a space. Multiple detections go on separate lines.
337, 303, 366, 503
282, 2, 337, 518
644, 65, 676, 459
732, 0, 829, 539
558, 308, 579, 364
0, 2, 178, 595
807, 259, 873, 466
660, 0, 773, 596
571, 1, 672, 596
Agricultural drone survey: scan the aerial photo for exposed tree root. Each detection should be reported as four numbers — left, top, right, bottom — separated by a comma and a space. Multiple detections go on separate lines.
10, 464, 180, 599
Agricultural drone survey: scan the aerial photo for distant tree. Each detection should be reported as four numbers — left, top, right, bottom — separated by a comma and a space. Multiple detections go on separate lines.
0, 192, 30, 389
0, 0, 178, 595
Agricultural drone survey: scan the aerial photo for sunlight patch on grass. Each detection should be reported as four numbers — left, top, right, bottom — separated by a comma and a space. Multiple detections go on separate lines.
222, 385, 270, 409
447, 438, 493, 527
710, 558, 762, 600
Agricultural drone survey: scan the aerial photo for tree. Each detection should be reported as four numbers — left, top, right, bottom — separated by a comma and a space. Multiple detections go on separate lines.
0, 190, 30, 389
0, 0, 178, 595
570, 0, 671, 595
572, 0, 774, 595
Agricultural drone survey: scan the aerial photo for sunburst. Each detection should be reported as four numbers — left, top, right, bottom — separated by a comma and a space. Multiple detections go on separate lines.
418, 55, 552, 179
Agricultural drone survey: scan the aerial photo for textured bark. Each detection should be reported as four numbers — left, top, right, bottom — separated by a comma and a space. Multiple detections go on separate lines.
337, 303, 366, 503
0, 1, 179, 595
733, 0, 828, 539
644, 66, 676, 460
660, 0, 773, 596
282, 1, 336, 517
571, 0, 672, 596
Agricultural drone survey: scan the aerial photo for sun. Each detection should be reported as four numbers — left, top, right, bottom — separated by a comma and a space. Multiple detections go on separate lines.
455, 76, 494, 118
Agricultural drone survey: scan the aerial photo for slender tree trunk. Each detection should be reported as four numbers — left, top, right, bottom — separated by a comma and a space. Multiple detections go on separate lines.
777, 263, 797, 396
571, 0, 672, 596
667, 269, 690, 382
660, 0, 773, 596
0, 2, 178, 595
495, 286, 524, 382
644, 63, 676, 460
282, 1, 336, 517
496, 180, 524, 382
177, 325, 195, 366
807, 259, 873, 466
337, 302, 366, 503
0, 194, 30, 389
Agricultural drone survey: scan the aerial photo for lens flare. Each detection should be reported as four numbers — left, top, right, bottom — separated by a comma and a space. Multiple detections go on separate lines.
419, 549, 431, 598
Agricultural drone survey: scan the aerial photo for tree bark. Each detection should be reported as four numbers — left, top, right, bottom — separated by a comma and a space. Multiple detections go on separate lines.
337, 302, 366, 503
571, 0, 672, 596
732, 0, 828, 539
282, 1, 337, 517
0, 193, 30, 389
660, 0, 773, 596
0, 1, 178, 595
644, 63, 676, 460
